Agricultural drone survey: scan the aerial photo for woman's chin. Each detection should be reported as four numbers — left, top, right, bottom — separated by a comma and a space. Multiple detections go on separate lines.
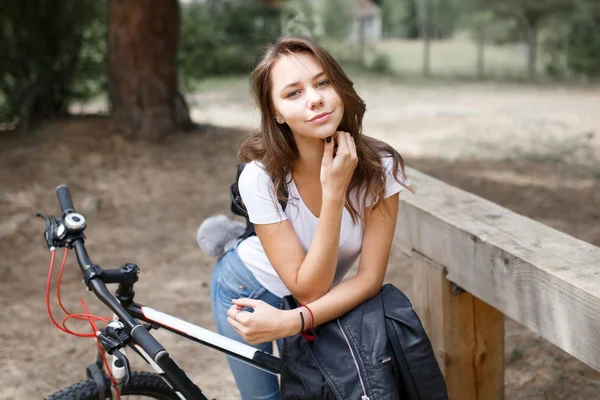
315, 123, 338, 138
294, 122, 338, 141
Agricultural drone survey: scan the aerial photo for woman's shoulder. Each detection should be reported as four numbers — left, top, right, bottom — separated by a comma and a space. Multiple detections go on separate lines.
241, 160, 266, 174
377, 151, 395, 169
238, 160, 272, 189
378, 151, 411, 186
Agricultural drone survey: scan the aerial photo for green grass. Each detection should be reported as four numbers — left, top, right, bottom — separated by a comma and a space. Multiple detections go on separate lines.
323, 33, 539, 81
183, 74, 251, 92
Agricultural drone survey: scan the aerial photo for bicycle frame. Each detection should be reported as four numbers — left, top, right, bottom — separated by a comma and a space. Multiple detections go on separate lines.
124, 302, 282, 375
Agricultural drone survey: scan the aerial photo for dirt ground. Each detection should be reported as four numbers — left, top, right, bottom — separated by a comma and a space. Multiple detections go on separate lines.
1, 81, 600, 399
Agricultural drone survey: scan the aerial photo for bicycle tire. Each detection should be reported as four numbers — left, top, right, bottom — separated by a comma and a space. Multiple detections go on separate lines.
45, 371, 180, 400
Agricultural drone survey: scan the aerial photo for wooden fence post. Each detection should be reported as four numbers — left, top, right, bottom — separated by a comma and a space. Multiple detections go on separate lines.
412, 251, 505, 400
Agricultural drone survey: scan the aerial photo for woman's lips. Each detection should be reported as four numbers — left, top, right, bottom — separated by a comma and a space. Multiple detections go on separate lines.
308, 111, 332, 124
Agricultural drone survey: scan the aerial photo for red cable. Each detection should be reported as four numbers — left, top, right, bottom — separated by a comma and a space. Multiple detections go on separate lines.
46, 249, 124, 399
57, 248, 71, 315
57, 248, 110, 327
62, 314, 109, 337
46, 249, 110, 337
81, 300, 122, 400
56, 248, 94, 321
46, 250, 70, 334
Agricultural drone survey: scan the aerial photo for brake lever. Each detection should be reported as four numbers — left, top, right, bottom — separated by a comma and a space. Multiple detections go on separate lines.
100, 321, 132, 384
111, 348, 131, 385
96, 332, 131, 384
36, 212, 58, 249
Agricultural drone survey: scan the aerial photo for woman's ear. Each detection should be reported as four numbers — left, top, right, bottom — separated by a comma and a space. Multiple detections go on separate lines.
275, 116, 284, 124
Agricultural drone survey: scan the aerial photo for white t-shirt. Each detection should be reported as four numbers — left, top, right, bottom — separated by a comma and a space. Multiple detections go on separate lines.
236, 155, 410, 298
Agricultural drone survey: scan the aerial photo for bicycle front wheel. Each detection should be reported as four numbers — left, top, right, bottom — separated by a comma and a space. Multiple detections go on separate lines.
45, 371, 181, 400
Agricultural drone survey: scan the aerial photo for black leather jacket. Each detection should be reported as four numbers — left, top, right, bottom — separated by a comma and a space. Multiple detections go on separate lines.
281, 284, 448, 400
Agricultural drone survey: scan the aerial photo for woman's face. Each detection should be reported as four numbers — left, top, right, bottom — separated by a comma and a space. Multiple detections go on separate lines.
269, 52, 344, 141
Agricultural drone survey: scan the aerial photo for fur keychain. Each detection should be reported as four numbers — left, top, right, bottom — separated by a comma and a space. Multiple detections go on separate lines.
196, 214, 246, 258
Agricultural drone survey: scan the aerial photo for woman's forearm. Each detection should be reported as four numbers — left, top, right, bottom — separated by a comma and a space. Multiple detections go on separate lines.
298, 273, 381, 329
294, 193, 345, 302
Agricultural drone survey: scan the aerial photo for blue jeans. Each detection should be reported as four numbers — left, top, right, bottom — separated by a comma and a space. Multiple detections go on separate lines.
210, 245, 283, 400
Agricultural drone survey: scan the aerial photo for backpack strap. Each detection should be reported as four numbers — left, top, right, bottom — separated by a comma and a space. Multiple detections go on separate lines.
229, 163, 288, 240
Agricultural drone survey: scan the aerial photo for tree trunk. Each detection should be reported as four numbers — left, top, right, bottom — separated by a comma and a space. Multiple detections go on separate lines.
417, 0, 431, 77
358, 17, 366, 67
476, 23, 485, 80
108, 0, 190, 140
423, 28, 431, 77
526, 21, 537, 81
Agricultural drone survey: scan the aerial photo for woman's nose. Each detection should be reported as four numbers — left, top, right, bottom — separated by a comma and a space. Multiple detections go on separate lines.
306, 88, 324, 109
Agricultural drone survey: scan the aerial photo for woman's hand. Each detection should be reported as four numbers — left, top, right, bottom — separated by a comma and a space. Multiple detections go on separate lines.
227, 298, 299, 345
320, 131, 357, 201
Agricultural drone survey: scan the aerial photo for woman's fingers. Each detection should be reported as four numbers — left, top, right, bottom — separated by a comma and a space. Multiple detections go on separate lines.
232, 298, 261, 309
320, 131, 357, 194
226, 305, 268, 345
226, 304, 242, 319
227, 305, 253, 340
334, 131, 348, 159
348, 132, 357, 160
321, 134, 334, 167
228, 299, 263, 326
227, 316, 245, 332
333, 131, 356, 166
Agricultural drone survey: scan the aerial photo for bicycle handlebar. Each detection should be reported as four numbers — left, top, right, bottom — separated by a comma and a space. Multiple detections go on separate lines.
53, 186, 154, 333
49, 185, 206, 399
56, 184, 75, 214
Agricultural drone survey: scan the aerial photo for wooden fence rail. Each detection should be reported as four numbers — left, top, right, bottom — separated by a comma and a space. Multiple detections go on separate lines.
394, 167, 600, 399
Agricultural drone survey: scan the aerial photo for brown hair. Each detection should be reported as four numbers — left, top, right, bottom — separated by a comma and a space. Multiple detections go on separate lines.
238, 36, 411, 223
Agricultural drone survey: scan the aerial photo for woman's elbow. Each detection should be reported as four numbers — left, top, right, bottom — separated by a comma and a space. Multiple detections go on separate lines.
363, 275, 384, 299
293, 287, 329, 305
367, 283, 381, 299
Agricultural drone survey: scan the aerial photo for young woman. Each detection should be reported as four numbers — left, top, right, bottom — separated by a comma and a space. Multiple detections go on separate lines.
209, 36, 411, 400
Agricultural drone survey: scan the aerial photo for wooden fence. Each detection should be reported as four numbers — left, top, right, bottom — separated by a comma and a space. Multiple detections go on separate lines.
394, 167, 600, 399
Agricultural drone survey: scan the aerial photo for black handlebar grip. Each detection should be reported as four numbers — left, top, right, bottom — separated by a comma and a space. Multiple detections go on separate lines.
56, 184, 75, 214
131, 326, 165, 360
130, 328, 206, 398
155, 353, 207, 399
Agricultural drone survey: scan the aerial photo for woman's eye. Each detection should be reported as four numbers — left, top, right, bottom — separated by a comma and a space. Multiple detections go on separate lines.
317, 80, 329, 88
287, 90, 300, 98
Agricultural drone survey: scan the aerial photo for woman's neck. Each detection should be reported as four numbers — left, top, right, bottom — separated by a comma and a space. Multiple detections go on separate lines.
291, 134, 324, 179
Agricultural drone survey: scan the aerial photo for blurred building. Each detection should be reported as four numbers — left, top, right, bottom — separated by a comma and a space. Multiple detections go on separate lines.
305, 0, 382, 42
347, 0, 382, 43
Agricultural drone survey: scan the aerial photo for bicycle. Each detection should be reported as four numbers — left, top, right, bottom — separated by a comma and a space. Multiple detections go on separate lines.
38, 185, 281, 399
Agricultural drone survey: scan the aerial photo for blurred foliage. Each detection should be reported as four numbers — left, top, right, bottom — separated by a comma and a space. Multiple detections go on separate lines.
381, 0, 419, 39
314, 0, 354, 41
456, 0, 523, 45
178, 1, 281, 89
0, 0, 106, 125
428, 0, 461, 40
281, 0, 319, 38
543, 3, 600, 79
457, 0, 600, 79
70, 5, 107, 103
368, 52, 393, 74
380, 0, 459, 40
